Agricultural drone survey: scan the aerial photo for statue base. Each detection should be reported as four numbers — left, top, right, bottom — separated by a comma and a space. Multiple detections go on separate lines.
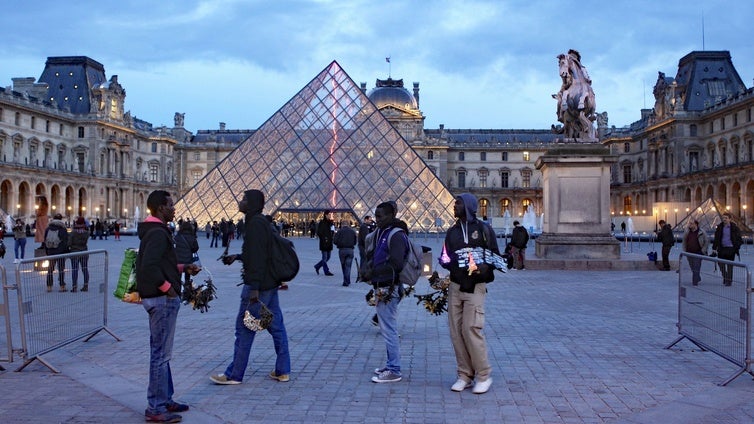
534, 144, 620, 260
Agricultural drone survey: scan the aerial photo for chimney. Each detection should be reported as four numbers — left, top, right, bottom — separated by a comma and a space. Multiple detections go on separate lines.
219, 122, 226, 131
360, 82, 367, 94
413, 82, 420, 108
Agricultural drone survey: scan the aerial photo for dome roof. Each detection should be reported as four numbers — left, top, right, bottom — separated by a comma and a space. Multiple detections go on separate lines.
367, 78, 417, 111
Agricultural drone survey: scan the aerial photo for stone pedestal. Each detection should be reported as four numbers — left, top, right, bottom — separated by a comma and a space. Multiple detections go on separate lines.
534, 143, 620, 259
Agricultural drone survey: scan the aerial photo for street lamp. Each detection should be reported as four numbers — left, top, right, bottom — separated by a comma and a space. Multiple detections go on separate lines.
674, 208, 678, 226
744, 205, 748, 225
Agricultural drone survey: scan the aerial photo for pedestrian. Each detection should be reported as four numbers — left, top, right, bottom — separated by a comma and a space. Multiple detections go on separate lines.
204, 222, 211, 239
369, 201, 409, 383
113, 220, 121, 241
174, 221, 200, 286
211, 189, 291, 385
210, 221, 219, 248
35, 195, 49, 248
314, 210, 335, 276
681, 219, 709, 286
309, 220, 316, 238
439, 193, 498, 394
712, 212, 743, 286
136, 190, 199, 423
358, 215, 375, 272
333, 222, 357, 286
620, 221, 626, 233
510, 220, 529, 270
656, 219, 674, 271
13, 218, 27, 263
69, 216, 90, 292
44, 213, 69, 292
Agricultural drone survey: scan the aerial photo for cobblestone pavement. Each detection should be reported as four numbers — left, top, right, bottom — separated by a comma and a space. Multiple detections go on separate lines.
1, 234, 754, 423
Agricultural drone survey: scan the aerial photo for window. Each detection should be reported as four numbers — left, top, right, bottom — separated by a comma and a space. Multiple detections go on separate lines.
721, 146, 727, 166
192, 170, 202, 184
499, 198, 511, 215
149, 163, 159, 182
480, 151, 486, 161
478, 199, 489, 218
31, 116, 36, 129
427, 150, 434, 160
521, 169, 531, 188
458, 151, 465, 161
623, 164, 633, 183
721, 117, 725, 130
734, 113, 738, 127
707, 80, 726, 97
709, 122, 714, 134
0, 107, 3, 121
457, 171, 466, 188
690, 124, 697, 137
500, 171, 509, 188
523, 151, 530, 161
689, 151, 699, 171
710, 147, 716, 167
45, 120, 50, 132
15, 112, 20, 126
77, 152, 85, 172
151, 142, 157, 153
501, 152, 508, 161
59, 124, 64, 136
522, 199, 531, 213
479, 169, 488, 188
78, 126, 85, 138
193, 152, 200, 161
624, 142, 630, 153
733, 143, 740, 163
748, 108, 752, 123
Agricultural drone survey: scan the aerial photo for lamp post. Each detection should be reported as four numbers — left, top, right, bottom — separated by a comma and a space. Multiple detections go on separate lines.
674, 208, 678, 227
744, 205, 748, 225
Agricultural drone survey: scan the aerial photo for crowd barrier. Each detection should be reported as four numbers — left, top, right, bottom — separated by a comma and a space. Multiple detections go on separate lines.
0, 265, 9, 370
7, 249, 120, 372
666, 252, 753, 385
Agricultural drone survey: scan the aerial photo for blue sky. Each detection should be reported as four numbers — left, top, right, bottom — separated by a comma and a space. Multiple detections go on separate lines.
2, 0, 753, 133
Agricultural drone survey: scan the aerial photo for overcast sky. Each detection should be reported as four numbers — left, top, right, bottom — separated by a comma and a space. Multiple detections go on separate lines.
2, 0, 753, 133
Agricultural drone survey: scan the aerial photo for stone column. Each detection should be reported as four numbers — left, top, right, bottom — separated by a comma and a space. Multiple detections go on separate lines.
534, 144, 620, 259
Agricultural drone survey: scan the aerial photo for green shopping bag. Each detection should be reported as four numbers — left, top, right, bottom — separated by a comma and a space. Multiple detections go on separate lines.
113, 248, 138, 300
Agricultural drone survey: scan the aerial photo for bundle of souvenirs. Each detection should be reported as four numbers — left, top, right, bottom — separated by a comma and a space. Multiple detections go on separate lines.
181, 269, 217, 313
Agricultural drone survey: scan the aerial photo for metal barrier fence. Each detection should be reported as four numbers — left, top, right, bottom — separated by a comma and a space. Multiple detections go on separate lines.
0, 265, 9, 370
10, 249, 119, 372
666, 252, 753, 385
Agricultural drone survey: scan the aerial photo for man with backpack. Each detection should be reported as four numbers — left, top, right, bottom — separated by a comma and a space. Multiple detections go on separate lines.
440, 193, 499, 394
44, 213, 69, 292
333, 222, 357, 286
369, 201, 409, 383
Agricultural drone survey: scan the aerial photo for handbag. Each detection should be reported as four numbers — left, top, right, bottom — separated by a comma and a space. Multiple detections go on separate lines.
243, 301, 273, 331
114, 248, 140, 302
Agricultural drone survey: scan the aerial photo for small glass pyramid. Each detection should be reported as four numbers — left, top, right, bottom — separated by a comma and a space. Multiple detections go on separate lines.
174, 61, 455, 232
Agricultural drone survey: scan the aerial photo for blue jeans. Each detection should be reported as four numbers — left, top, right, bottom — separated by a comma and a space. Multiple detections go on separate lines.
70, 255, 90, 287
225, 285, 290, 381
142, 296, 181, 415
315, 250, 331, 273
375, 287, 401, 374
14, 237, 26, 259
338, 248, 354, 284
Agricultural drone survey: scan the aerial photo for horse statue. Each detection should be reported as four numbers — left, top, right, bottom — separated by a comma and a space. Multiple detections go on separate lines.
551, 50, 597, 141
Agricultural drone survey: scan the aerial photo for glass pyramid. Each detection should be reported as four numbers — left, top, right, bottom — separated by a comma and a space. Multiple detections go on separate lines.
674, 197, 752, 235
174, 61, 455, 232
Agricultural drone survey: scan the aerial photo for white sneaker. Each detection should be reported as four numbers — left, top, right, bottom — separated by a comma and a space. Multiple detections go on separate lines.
450, 378, 473, 392
472, 377, 492, 394
13, 259, 19, 264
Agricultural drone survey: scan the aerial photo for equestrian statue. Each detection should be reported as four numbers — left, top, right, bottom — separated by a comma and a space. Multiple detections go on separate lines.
551, 49, 597, 141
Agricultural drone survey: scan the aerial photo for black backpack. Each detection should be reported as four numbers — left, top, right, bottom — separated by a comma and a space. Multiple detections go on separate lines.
268, 231, 299, 283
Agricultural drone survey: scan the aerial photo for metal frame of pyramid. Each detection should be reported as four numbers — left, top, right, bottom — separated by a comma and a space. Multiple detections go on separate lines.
174, 61, 456, 232
673, 197, 753, 235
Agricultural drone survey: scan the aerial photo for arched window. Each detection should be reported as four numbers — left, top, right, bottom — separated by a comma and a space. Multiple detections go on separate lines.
478, 198, 489, 219
427, 150, 434, 160
499, 198, 511, 216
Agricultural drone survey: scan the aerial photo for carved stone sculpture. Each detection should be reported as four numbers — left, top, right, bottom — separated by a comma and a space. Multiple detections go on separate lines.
551, 49, 597, 141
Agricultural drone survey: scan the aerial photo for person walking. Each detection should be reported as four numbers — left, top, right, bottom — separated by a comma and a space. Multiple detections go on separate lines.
44, 213, 69, 292
712, 212, 743, 286
333, 222, 357, 286
681, 219, 709, 286
656, 219, 674, 271
510, 220, 529, 270
210, 221, 220, 248
136, 190, 199, 423
369, 201, 409, 383
68, 216, 90, 292
439, 193, 499, 394
13, 218, 27, 263
211, 189, 291, 385
113, 221, 121, 241
314, 211, 335, 276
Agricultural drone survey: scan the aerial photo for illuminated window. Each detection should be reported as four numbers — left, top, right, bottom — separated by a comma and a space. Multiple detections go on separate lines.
499, 198, 511, 215
522, 198, 531, 212
478, 169, 488, 188
523, 151, 530, 161
478, 198, 489, 218
522, 169, 531, 187
149, 163, 159, 182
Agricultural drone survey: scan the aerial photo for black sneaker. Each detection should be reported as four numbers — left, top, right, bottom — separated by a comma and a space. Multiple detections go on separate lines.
166, 401, 189, 413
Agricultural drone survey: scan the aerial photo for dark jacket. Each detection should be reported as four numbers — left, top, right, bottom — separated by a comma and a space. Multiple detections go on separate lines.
358, 222, 375, 249
241, 190, 279, 292
317, 218, 334, 251
511, 225, 529, 249
68, 225, 89, 253
657, 224, 674, 247
136, 219, 181, 299
44, 218, 69, 255
369, 220, 408, 288
174, 230, 199, 264
441, 193, 499, 293
712, 221, 743, 252
334, 226, 357, 249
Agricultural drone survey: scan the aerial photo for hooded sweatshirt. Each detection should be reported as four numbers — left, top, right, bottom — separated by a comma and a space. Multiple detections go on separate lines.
241, 189, 279, 292
136, 216, 182, 299
441, 193, 499, 293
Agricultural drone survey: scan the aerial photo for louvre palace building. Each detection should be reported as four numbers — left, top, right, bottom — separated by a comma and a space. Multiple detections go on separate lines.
1, 52, 753, 231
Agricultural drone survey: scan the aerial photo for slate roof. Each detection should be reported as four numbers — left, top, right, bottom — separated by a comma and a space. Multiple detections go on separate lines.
674, 51, 746, 112
38, 56, 107, 114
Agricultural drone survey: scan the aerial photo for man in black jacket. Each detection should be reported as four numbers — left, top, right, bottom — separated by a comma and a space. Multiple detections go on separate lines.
656, 220, 674, 271
211, 189, 291, 385
44, 213, 69, 292
334, 222, 357, 286
712, 212, 744, 286
440, 193, 499, 395
510, 220, 529, 270
136, 190, 199, 423
314, 211, 335, 276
